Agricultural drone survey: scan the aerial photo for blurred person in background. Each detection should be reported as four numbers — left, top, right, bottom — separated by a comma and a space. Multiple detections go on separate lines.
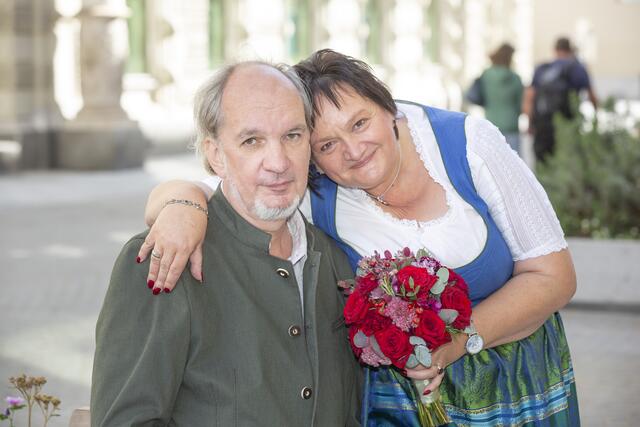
524, 36, 598, 163
480, 43, 524, 156
137, 50, 579, 426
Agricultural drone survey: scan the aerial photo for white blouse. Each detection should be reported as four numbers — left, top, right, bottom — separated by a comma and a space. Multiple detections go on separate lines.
202, 103, 567, 269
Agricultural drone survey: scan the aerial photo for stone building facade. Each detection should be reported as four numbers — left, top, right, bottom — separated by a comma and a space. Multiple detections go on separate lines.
0, 0, 539, 171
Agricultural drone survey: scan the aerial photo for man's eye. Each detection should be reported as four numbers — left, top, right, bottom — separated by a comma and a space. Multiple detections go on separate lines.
242, 137, 257, 146
286, 133, 301, 141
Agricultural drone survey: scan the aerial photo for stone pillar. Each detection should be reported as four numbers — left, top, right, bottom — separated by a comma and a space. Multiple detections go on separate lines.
323, 0, 365, 56
388, 0, 428, 102
439, 0, 466, 109
57, 0, 147, 169
237, 0, 288, 60
0, 0, 64, 170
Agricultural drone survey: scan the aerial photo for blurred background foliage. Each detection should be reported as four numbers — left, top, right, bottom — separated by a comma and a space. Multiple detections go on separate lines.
538, 96, 640, 239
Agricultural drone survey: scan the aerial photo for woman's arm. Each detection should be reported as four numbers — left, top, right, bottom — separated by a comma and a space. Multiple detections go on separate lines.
406, 116, 577, 391
138, 180, 213, 292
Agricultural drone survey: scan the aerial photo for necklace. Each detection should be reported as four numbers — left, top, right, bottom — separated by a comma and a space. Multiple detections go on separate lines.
366, 143, 402, 206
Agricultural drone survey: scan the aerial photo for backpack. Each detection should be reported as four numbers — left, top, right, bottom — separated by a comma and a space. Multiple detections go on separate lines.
534, 60, 575, 118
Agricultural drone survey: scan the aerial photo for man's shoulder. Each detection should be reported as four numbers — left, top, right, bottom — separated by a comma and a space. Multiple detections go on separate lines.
303, 220, 353, 276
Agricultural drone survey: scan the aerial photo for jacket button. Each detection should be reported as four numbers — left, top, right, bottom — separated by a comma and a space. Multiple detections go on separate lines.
288, 325, 301, 337
301, 387, 312, 400
276, 268, 290, 278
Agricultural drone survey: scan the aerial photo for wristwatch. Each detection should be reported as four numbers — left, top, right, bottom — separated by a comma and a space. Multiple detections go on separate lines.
464, 320, 484, 355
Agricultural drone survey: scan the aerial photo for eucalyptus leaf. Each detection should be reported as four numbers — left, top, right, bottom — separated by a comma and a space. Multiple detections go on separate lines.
416, 248, 429, 258
353, 331, 369, 348
405, 354, 419, 369
439, 309, 459, 324
415, 345, 432, 367
370, 336, 384, 357
431, 279, 446, 295
409, 336, 427, 346
436, 268, 450, 283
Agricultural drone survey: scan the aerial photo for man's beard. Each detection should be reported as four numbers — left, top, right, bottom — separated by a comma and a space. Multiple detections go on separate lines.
253, 195, 301, 221
226, 179, 301, 221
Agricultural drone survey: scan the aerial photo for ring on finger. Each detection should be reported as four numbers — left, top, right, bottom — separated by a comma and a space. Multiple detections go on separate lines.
436, 364, 444, 375
151, 249, 162, 259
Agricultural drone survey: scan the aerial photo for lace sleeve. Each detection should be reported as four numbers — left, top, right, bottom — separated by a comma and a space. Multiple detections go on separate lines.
465, 116, 567, 260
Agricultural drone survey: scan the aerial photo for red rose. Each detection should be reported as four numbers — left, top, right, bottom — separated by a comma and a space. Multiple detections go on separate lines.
356, 273, 379, 295
396, 266, 438, 294
448, 269, 469, 294
348, 326, 363, 358
374, 326, 413, 368
360, 310, 392, 335
440, 284, 472, 330
414, 310, 451, 351
343, 291, 370, 325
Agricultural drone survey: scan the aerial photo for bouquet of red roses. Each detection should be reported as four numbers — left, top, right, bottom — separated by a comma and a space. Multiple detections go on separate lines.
341, 248, 473, 427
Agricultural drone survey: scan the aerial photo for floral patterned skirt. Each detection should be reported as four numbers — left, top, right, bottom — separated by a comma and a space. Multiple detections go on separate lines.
361, 312, 580, 426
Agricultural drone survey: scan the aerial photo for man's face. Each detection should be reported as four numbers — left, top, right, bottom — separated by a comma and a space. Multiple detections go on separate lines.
206, 65, 310, 225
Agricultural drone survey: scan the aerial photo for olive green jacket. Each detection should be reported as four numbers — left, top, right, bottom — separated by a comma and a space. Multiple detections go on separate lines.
91, 189, 361, 426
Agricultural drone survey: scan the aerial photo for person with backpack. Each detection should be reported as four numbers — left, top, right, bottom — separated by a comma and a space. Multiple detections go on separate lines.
523, 37, 598, 163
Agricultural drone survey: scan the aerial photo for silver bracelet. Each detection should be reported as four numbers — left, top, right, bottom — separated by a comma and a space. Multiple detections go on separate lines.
164, 199, 209, 217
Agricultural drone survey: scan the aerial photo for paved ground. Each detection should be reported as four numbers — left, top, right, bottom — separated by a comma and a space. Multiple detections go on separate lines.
1, 153, 638, 426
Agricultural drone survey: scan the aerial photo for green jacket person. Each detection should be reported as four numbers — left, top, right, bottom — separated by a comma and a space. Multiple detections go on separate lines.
91, 62, 361, 426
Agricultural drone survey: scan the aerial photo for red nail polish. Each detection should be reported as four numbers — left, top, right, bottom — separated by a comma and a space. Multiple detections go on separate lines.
152, 287, 161, 295
147, 280, 154, 289
163, 287, 172, 294
423, 389, 431, 396
401, 369, 407, 376
136, 256, 141, 263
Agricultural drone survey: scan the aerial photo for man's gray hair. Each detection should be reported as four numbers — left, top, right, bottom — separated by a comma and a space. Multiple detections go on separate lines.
193, 61, 313, 174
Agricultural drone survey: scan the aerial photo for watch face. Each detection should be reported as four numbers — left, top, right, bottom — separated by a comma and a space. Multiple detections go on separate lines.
466, 334, 484, 354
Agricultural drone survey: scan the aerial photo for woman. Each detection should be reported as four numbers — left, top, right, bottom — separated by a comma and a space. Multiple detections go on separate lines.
479, 43, 524, 155
140, 50, 579, 426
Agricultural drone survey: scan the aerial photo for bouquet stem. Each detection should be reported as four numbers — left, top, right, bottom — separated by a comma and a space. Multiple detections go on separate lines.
412, 379, 449, 427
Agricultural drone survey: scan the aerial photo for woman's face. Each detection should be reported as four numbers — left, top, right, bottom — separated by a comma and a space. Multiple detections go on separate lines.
310, 86, 398, 193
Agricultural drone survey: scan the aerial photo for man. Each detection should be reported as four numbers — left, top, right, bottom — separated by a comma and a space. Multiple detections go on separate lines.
91, 62, 361, 426
524, 37, 598, 162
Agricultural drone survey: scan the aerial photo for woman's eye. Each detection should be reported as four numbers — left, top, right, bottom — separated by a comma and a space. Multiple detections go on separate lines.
320, 141, 336, 153
353, 118, 368, 130
242, 137, 257, 146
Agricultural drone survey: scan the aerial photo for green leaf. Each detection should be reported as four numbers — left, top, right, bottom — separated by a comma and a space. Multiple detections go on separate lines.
405, 354, 419, 369
415, 345, 432, 367
431, 268, 449, 295
353, 331, 368, 348
439, 309, 459, 324
409, 336, 427, 346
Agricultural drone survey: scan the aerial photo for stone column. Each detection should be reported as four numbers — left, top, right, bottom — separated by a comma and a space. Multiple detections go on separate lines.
236, 0, 287, 61
438, 0, 466, 110
388, 0, 428, 101
323, 0, 365, 56
57, 0, 147, 169
0, 0, 64, 170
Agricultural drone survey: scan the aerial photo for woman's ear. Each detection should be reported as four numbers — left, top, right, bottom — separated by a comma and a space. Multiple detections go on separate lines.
204, 138, 226, 178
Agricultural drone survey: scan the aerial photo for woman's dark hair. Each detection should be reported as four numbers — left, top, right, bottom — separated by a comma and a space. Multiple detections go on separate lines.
489, 43, 515, 67
293, 49, 397, 127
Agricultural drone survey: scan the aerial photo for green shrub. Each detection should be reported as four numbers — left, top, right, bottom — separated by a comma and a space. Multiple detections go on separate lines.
537, 101, 640, 239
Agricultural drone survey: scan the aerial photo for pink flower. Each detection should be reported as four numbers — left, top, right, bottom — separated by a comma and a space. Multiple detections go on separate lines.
384, 298, 417, 332
5, 396, 24, 407
360, 346, 392, 367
